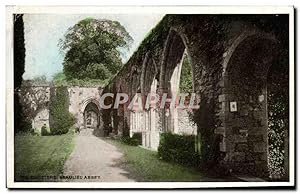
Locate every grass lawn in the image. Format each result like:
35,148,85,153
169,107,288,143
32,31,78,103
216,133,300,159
106,139,204,182
14,133,75,182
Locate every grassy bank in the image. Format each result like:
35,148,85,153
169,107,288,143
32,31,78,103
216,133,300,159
14,133,75,181
107,139,204,182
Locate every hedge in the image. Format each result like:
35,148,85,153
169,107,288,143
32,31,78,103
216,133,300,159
121,132,142,146
158,132,200,167
49,86,76,135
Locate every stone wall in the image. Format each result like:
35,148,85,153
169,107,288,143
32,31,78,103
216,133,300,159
102,14,289,177
20,85,104,135
19,84,51,133
32,108,49,133
68,86,103,130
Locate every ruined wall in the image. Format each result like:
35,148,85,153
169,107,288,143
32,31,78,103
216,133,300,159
218,33,279,176
32,108,49,133
19,84,51,133
102,14,288,177
68,87,103,129
20,85,104,135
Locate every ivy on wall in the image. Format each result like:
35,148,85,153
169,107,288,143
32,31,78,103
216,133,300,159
103,14,289,172
267,49,289,179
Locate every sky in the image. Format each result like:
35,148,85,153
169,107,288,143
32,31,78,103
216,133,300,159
23,14,164,80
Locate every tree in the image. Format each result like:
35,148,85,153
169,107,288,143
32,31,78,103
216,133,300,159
14,14,29,133
52,72,67,86
52,71,109,87
49,87,76,135
59,18,133,81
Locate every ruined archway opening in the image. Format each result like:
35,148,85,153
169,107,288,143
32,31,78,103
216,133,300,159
225,36,288,178
158,30,198,136
100,92,115,137
129,29,199,150
83,102,100,129
179,53,193,93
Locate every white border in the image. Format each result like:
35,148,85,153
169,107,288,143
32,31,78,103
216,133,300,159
6,5,295,189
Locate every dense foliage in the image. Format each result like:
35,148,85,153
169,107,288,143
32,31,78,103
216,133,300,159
52,72,108,87
121,132,142,146
49,87,76,135
267,50,289,179
14,14,28,134
179,54,193,93
41,125,50,136
14,14,25,89
158,132,200,167
59,18,133,81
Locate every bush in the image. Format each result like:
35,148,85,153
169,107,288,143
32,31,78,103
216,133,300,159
29,128,39,136
49,87,76,135
132,132,142,145
158,132,200,167
41,125,50,136
121,132,143,146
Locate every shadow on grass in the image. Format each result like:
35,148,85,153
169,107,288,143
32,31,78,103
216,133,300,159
104,138,241,182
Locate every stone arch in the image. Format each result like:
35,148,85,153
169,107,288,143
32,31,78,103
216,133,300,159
158,29,196,134
220,32,281,177
140,52,158,96
101,81,129,137
159,29,190,92
81,97,101,113
223,30,277,75
80,97,101,129
83,101,100,129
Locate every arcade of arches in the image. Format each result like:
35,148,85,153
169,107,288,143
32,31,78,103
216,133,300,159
25,14,290,179
100,15,290,179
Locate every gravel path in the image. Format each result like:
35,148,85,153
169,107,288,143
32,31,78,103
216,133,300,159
63,128,134,182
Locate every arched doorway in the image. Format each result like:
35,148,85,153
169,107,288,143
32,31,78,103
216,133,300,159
223,33,288,177
83,102,100,129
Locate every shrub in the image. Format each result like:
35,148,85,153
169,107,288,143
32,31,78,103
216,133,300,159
121,132,143,146
41,125,50,136
29,128,39,136
132,132,142,145
49,87,76,135
158,132,200,167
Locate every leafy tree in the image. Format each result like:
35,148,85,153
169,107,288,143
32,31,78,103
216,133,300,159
52,71,108,87
52,72,66,86
59,18,133,81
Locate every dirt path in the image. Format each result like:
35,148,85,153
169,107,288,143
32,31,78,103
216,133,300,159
63,128,134,182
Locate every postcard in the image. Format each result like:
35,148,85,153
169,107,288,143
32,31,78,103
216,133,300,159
6,5,295,189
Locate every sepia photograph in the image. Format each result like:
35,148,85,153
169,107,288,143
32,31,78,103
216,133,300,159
5,5,295,189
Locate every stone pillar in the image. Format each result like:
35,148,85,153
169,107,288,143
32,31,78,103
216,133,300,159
221,81,269,177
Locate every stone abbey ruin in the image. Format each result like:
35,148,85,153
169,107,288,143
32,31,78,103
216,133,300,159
21,14,289,178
